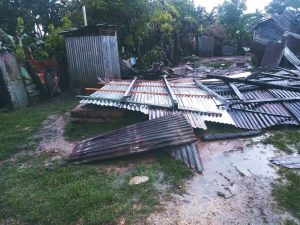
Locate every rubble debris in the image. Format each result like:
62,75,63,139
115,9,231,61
201,130,262,141
252,8,300,70
78,70,300,130
129,176,150,185
270,156,300,169
25,60,61,98
68,114,203,172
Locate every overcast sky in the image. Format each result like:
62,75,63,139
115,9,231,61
194,0,272,13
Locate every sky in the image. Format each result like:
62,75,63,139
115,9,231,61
194,0,272,13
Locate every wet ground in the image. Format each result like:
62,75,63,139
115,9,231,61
147,136,299,225
36,114,75,156
34,115,299,225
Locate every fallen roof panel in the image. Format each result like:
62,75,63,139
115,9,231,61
68,114,203,171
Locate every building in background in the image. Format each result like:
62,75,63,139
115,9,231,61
61,24,121,88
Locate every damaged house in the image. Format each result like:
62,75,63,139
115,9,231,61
251,7,300,69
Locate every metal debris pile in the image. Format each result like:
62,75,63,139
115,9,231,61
78,68,300,131
252,8,300,69
68,114,203,172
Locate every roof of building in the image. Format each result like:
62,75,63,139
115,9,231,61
60,24,117,37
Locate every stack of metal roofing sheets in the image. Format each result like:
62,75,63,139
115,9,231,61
206,74,300,130
68,114,203,172
79,79,235,129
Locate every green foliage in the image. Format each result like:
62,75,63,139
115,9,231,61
266,0,300,14
45,16,73,60
218,0,247,40
273,169,300,219
151,10,174,38
138,46,163,68
15,45,26,63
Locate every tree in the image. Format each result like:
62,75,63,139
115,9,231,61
266,0,300,14
218,0,247,41
0,0,66,36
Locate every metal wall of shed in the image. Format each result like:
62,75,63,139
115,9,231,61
0,52,28,108
198,35,215,57
65,36,120,88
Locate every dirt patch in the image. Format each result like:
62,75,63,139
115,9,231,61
146,136,299,225
36,114,75,156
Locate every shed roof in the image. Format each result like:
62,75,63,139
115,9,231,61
60,24,117,37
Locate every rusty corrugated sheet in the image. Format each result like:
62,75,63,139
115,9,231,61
0,52,28,108
68,114,203,172
65,35,120,88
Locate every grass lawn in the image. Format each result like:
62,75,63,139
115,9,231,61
272,169,300,221
0,96,78,160
0,97,193,225
264,127,300,154
65,112,148,140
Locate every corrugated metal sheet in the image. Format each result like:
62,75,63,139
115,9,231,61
148,108,207,129
168,143,203,172
65,36,120,88
272,8,300,34
0,52,28,108
261,42,284,69
270,156,300,169
228,89,298,130
80,79,235,128
283,47,300,70
68,114,203,172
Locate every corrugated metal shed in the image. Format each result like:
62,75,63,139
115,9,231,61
0,52,28,108
198,35,215,57
62,25,120,88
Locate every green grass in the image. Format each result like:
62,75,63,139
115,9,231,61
283,220,299,225
0,152,192,225
0,96,77,160
264,128,300,154
203,122,246,135
273,169,300,220
65,112,147,140
0,98,193,224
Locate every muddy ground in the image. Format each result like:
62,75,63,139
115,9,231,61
36,114,299,225
147,137,299,225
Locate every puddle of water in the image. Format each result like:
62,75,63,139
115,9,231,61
146,137,297,225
